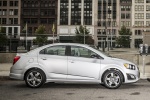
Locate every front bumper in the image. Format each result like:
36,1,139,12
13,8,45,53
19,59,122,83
124,69,140,83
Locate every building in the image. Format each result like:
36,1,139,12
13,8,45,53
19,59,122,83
20,0,58,46
119,0,132,48
57,0,122,49
0,0,21,51
95,0,119,48
132,0,150,48
57,0,95,43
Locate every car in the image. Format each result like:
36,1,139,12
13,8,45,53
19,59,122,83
10,43,140,89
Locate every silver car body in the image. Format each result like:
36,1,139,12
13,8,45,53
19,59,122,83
10,43,140,84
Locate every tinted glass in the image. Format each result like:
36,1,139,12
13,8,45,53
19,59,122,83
40,46,66,56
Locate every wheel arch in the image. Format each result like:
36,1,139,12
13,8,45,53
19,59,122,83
24,67,46,80
101,68,125,83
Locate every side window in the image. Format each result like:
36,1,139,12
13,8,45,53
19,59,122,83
40,45,66,56
71,46,98,58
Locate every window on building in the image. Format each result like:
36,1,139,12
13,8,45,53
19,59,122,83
9,18,13,24
40,18,47,24
135,21,144,26
121,13,125,19
146,0,150,3
3,1,7,6
14,18,18,24
135,30,142,35
48,18,55,24
14,1,18,6
2,9,7,15
0,9,2,15
9,9,13,15
146,5,150,11
14,27,18,34
146,13,150,19
135,13,144,19
84,0,92,25
8,27,12,34
146,21,150,26
0,1,2,6
126,13,130,19
135,0,144,3
14,9,18,15
126,6,131,11
31,18,38,24
2,18,6,24
10,1,13,6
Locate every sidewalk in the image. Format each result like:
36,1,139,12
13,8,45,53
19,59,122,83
0,63,150,79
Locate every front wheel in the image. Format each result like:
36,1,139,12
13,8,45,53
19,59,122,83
25,69,46,88
103,70,123,89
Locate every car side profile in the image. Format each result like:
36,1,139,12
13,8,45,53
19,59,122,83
10,43,140,89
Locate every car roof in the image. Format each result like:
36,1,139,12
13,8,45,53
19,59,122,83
51,43,89,46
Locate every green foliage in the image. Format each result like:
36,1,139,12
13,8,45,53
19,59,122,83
0,27,7,45
74,25,94,44
34,25,48,46
116,26,132,48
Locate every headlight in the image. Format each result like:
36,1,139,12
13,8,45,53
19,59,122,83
124,63,136,70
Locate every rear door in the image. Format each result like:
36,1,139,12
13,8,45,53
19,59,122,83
38,45,67,79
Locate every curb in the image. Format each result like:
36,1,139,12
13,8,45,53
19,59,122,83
0,76,10,80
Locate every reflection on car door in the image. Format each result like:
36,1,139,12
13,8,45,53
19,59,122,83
38,45,67,79
67,46,101,80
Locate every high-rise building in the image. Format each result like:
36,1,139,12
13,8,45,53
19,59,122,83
132,0,149,48
0,0,21,51
95,0,119,48
58,0,119,48
119,0,132,48
58,0,95,43
20,0,58,45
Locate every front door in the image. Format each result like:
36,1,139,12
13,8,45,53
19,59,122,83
67,46,101,80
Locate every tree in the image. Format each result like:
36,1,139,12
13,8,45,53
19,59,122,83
34,25,48,46
116,26,132,48
0,27,7,46
74,25,94,45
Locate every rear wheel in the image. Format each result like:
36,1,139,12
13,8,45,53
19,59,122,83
103,70,123,89
25,69,46,88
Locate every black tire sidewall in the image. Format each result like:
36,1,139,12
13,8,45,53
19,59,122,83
103,70,123,89
25,69,46,88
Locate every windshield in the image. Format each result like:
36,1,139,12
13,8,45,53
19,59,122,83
89,45,111,57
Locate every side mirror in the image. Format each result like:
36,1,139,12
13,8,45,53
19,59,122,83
91,54,101,59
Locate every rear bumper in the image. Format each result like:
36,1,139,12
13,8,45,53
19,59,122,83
9,67,24,80
9,73,23,80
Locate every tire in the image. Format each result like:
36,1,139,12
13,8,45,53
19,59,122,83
103,70,123,89
25,69,46,88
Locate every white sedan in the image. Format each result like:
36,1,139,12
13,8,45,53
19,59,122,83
10,43,140,89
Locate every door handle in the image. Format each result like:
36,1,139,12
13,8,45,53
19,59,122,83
41,58,47,60
69,60,74,63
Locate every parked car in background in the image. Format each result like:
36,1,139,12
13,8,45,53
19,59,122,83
10,43,140,89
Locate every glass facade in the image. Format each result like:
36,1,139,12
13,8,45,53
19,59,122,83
71,0,81,25
60,0,68,25
84,0,92,25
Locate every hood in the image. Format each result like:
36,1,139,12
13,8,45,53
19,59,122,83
111,57,135,65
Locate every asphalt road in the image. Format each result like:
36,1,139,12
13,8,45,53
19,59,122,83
0,79,150,100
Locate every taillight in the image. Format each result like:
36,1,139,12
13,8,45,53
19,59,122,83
13,56,20,65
